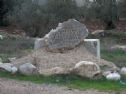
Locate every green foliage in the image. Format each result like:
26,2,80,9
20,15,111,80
47,0,77,21
5,0,123,36
0,0,20,26
7,0,78,37
118,0,126,18
0,33,34,62
92,0,118,29
91,29,126,68
101,49,126,68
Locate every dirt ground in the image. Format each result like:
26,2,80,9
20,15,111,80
0,78,119,94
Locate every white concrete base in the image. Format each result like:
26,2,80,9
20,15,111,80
84,39,100,60
34,38,45,50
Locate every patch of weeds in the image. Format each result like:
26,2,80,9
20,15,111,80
101,49,126,67
0,54,13,63
0,36,34,62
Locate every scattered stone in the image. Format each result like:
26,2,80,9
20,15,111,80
120,67,126,76
110,45,126,52
0,63,12,72
0,63,17,74
91,30,105,36
106,72,121,81
73,61,101,78
11,67,18,74
19,63,38,76
44,19,89,52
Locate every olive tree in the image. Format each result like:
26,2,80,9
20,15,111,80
92,0,118,29
118,0,126,18
0,0,15,26
7,0,78,37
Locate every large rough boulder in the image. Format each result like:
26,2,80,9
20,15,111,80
19,63,38,76
72,61,101,78
34,19,89,52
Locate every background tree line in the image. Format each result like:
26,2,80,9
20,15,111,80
0,0,126,37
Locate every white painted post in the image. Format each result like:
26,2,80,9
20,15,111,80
84,39,100,60
34,38,45,50
97,39,100,59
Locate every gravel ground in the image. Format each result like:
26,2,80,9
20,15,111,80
0,78,116,94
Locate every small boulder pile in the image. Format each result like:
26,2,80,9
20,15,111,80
1,57,126,81
1,19,125,81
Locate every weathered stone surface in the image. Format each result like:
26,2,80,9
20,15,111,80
0,63,17,74
39,67,69,76
72,61,101,78
120,67,126,76
106,72,121,81
44,19,89,52
50,67,67,75
19,63,38,76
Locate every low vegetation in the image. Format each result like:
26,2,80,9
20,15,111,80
100,30,126,67
101,50,126,67
0,32,34,62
